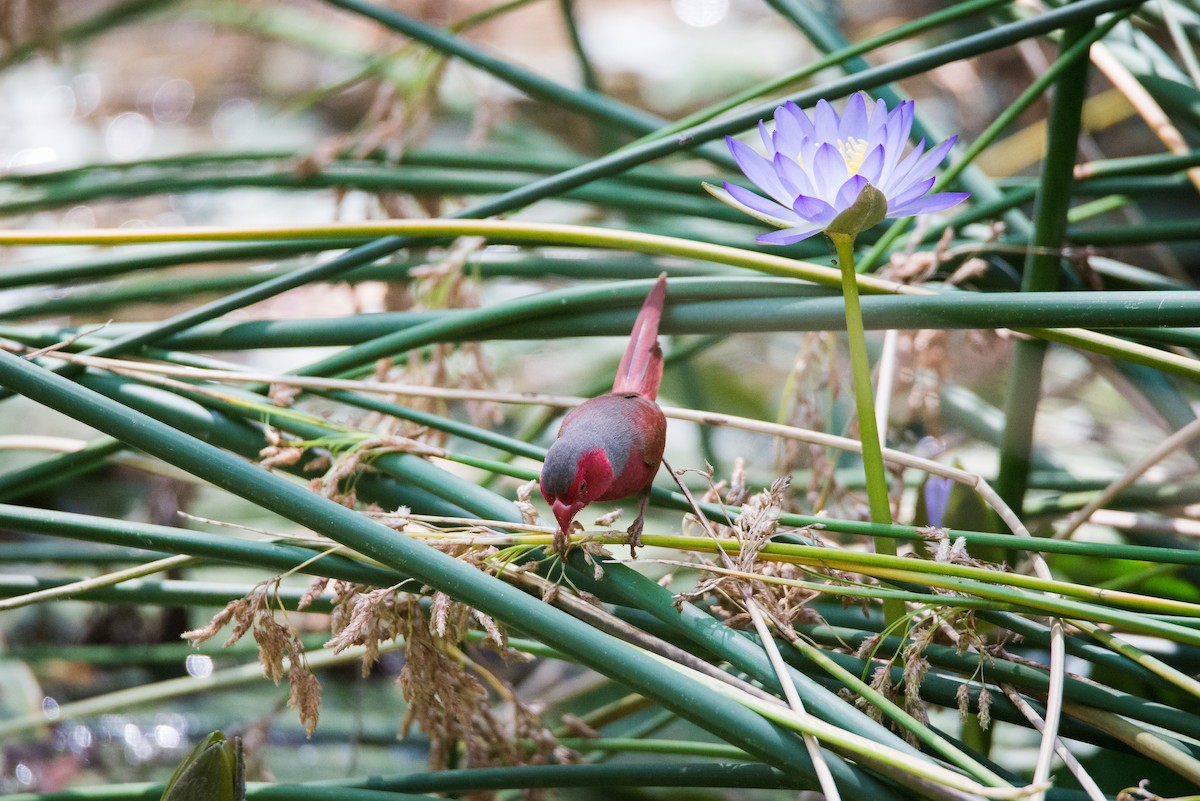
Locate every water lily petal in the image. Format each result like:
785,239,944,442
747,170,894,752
865,97,889,144
908,135,958,184
792,193,837,223
813,99,839,142
727,136,793,206
878,110,911,186
835,174,869,209
757,224,826,245
774,152,816,198
887,100,915,143
774,101,814,150
858,145,885,186
887,175,936,210
812,142,848,200
796,137,819,171
721,182,800,227
889,191,970,217
758,120,775,155
839,92,868,140
882,137,927,194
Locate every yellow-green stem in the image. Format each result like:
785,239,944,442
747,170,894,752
831,233,902,625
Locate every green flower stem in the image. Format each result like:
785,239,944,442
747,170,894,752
742,541,1200,618
0,239,370,291
331,761,790,792
861,568,1200,646
0,222,899,288
0,247,699,296
1063,702,1200,786
7,786,436,801
1076,149,1200,180
0,149,706,197
831,234,901,624
997,21,1094,514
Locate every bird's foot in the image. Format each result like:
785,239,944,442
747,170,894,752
625,516,644,557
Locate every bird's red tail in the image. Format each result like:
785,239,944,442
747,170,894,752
612,273,668,400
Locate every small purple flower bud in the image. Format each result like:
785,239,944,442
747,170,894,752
924,476,954,530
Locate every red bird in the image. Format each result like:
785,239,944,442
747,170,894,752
540,273,668,554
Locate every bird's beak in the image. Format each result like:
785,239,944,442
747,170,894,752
551,500,582,536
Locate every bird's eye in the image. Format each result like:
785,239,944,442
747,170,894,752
579,480,587,494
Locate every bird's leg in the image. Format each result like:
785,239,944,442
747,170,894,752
625,489,651,556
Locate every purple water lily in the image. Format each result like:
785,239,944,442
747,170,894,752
716,93,969,244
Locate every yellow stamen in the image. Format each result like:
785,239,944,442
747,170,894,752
836,137,869,175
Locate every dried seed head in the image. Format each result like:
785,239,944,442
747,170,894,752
253,613,293,684
268,383,301,407
581,541,609,580
726,457,748,506
735,477,790,570
298,577,331,611
181,598,246,647
956,683,972,723
977,686,992,730
592,509,622,528
289,663,322,738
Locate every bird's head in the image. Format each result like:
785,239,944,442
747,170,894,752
539,445,614,535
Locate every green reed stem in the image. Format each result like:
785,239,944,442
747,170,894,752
996,22,1092,514
831,234,901,624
